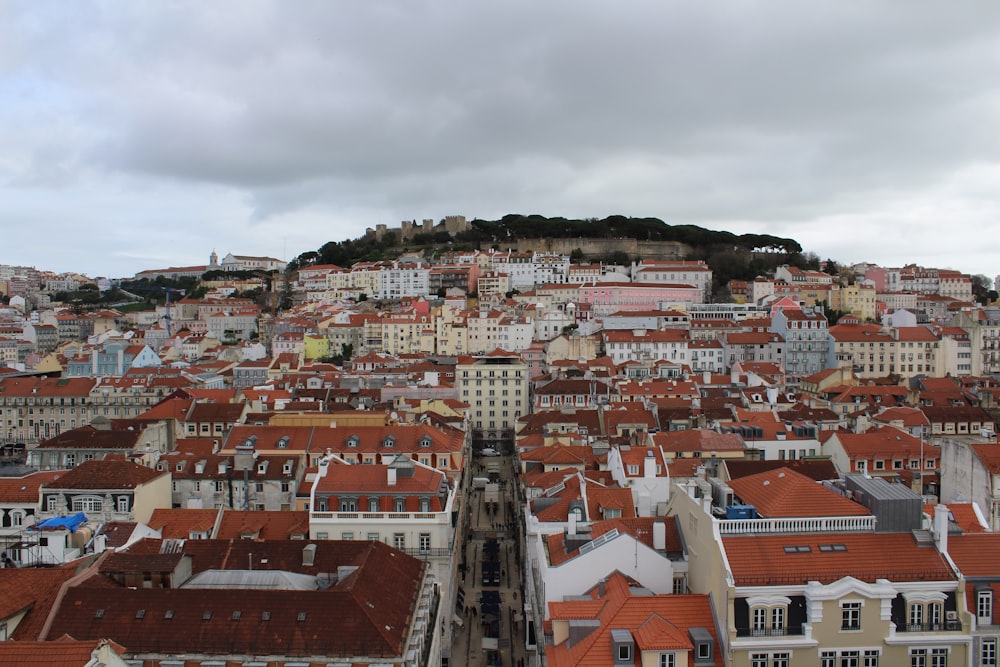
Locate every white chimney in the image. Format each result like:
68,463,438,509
644,452,656,478
387,467,397,487
652,520,666,551
934,504,949,554
568,512,577,536
302,543,317,566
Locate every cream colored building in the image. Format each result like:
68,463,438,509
456,351,529,443
668,481,972,667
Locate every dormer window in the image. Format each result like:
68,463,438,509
611,629,634,665
418,436,432,448
383,435,396,448
346,435,359,448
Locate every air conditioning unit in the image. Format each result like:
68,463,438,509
946,610,958,621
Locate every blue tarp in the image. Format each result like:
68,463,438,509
30,512,88,531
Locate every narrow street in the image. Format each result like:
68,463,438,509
449,446,526,667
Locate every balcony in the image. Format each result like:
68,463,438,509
898,621,961,633
717,515,877,535
736,626,805,638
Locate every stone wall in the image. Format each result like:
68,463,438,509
516,237,691,260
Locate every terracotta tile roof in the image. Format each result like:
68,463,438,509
546,516,683,567
829,426,928,459
970,444,1000,474
728,467,871,518
46,459,166,490
96,521,139,549
0,636,124,666
928,502,988,534
546,572,721,667
147,508,220,538
585,486,636,521
214,510,310,540
0,471,64,503
946,533,1000,576
185,402,245,423
722,532,956,586
45,540,424,658
723,458,839,482
0,376,97,397
36,426,142,450
652,429,746,454
0,566,79,640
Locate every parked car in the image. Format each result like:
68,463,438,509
480,447,499,456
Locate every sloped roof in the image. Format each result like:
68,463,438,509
36,426,141,451
722,532,955,586
214,510,310,540
0,471,64,503
727,467,870,518
0,636,123,666
45,540,424,658
546,572,721,667
147,508,220,539
45,459,166,490
0,566,80,640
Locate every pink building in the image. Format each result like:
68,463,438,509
577,282,702,316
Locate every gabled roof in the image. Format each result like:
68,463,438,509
727,467,870,518
546,572,721,667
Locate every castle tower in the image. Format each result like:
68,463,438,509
209,250,219,269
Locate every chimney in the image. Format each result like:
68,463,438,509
302,543,317,567
387,467,397,487
568,512,577,536
653,520,666,551
933,505,949,555
644,451,656,478
702,370,710,385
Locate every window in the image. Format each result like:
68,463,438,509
618,644,631,661
658,653,675,667
340,499,357,512
771,607,785,634
751,656,768,667
772,654,790,667
982,638,997,666
419,533,431,552
340,532,353,540
978,590,993,622
909,602,924,629
842,601,862,630
863,650,880,667
116,496,129,513
393,533,405,550
72,496,103,512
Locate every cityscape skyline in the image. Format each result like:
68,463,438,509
3,1,999,278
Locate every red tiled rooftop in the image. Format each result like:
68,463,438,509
722,532,955,586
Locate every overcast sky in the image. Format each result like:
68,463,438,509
3,1,1000,279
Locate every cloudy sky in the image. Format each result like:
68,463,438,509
3,1,1000,279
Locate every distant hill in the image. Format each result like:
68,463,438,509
289,214,815,299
